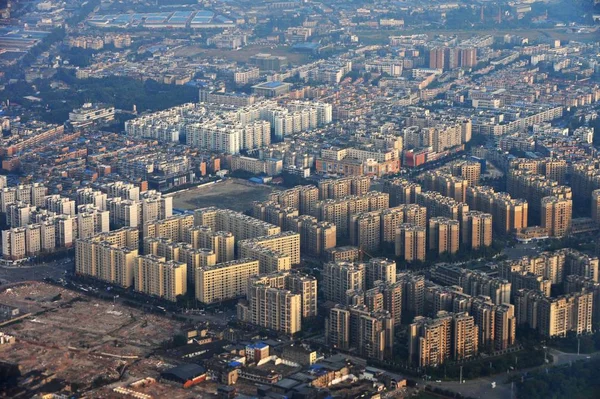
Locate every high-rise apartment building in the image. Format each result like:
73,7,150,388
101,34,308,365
515,289,593,337
368,281,403,326
108,197,139,228
252,201,298,229
315,192,389,237
77,206,110,239
377,207,404,248
495,303,517,351
102,181,140,201
194,207,280,241
75,228,140,287
286,215,336,257
185,226,234,263
79,240,138,288
507,169,572,224
410,311,478,367
140,190,173,225
144,237,217,284
541,196,572,237
430,265,511,305
134,255,187,302
383,178,422,206
459,47,477,68
318,177,371,200
416,191,470,222
422,171,469,203
326,305,351,350
450,160,481,187
592,189,600,225
350,211,381,253
284,271,318,318
76,188,108,210
2,227,26,260
564,275,600,326
268,185,320,215
326,305,393,360
398,272,425,318
245,282,302,335
462,211,493,249
452,312,479,362
429,47,446,70
409,312,452,367
326,246,360,263
395,223,426,261
195,259,260,304
428,217,460,255
143,214,195,242
238,231,300,266
322,261,366,304
365,258,397,289
466,187,528,234
44,195,76,216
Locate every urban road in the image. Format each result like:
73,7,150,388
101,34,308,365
0,258,74,285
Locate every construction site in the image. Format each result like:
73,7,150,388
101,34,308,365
0,282,220,398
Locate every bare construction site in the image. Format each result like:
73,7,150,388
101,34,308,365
0,282,220,398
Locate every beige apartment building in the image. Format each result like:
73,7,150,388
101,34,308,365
194,207,280,241
237,272,307,335
462,211,493,249
76,240,138,288
452,312,479,362
285,272,318,318
541,196,572,237
409,313,452,367
365,258,397,289
195,258,260,304
322,261,366,304
75,227,140,286
349,211,381,253
238,231,301,265
144,237,217,284
428,217,460,255
243,283,302,335
325,305,393,361
286,215,336,257
268,185,320,215
383,178,422,206
515,289,593,337
409,311,478,367
134,255,187,302
470,296,516,351
326,246,360,263
77,207,110,239
395,223,426,261
450,160,481,187
422,171,469,203
507,169,572,223
185,226,235,263
416,191,470,222
318,176,371,200
143,214,195,242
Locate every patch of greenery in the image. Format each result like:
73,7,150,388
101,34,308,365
3,71,198,124
517,357,600,399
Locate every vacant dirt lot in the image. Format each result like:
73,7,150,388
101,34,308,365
172,178,276,212
0,282,183,395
